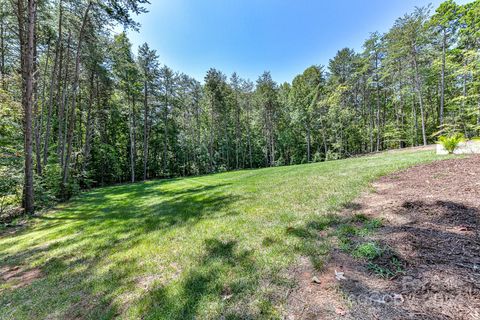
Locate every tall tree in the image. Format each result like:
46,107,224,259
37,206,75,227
430,0,460,126
15,0,38,214
61,1,92,198
138,43,159,180
111,33,140,183
256,72,278,166
290,65,324,162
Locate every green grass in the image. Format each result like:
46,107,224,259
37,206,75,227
0,149,445,319
352,242,383,260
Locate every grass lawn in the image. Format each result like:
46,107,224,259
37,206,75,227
0,149,445,319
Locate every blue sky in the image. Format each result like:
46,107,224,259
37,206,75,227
126,0,470,84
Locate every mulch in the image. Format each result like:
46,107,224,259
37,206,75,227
287,155,480,320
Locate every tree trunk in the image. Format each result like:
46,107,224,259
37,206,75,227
235,93,240,169
17,0,37,214
163,90,169,176
82,72,95,172
439,29,446,127
412,52,427,146
35,37,52,174
132,94,137,178
412,100,418,146
0,6,6,90
62,2,92,197
58,33,72,165
33,33,43,176
398,60,405,148
43,0,62,166
306,125,311,162
246,100,252,168
462,68,468,138
477,96,480,135
143,80,148,180
375,93,381,151
319,111,328,157
209,108,214,172
129,96,136,183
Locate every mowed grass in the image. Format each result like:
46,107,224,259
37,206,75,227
0,149,444,319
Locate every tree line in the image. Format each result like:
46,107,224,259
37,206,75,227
1,0,479,215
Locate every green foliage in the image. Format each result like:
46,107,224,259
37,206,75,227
366,257,405,278
352,242,383,260
325,150,340,161
4,0,480,217
365,218,383,230
338,224,359,237
337,215,384,253
0,168,20,216
0,88,22,216
438,133,466,153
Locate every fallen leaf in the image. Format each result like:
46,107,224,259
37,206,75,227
311,276,321,284
335,270,347,280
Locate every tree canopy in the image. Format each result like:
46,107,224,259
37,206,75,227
1,0,479,215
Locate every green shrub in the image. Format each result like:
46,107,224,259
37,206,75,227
325,150,340,161
0,168,21,216
438,133,465,154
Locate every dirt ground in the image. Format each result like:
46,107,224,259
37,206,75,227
287,155,480,320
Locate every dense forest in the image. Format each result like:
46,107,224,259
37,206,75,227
1,0,479,215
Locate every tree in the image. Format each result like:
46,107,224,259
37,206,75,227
289,65,324,162
158,65,177,176
15,0,38,214
137,43,159,180
430,0,460,126
111,33,141,183
395,8,431,146
256,72,278,166
61,1,92,198
2,0,480,217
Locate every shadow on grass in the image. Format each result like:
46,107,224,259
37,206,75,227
284,214,339,270
0,180,243,319
137,237,281,320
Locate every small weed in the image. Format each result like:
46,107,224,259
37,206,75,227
367,262,395,278
352,213,369,222
352,242,383,260
367,256,405,278
310,256,326,271
338,224,358,237
357,218,383,236
337,223,358,252
365,218,382,230
391,257,405,274
338,236,353,252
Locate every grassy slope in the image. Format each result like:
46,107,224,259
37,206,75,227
0,149,445,319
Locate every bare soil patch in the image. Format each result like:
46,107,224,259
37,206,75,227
0,265,42,290
287,156,480,320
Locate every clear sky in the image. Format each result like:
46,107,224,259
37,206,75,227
126,0,471,84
